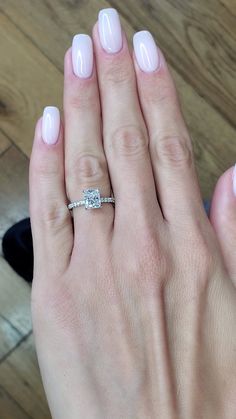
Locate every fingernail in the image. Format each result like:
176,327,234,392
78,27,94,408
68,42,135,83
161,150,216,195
42,107,60,145
72,34,93,78
233,164,236,196
133,30,160,73
98,8,122,54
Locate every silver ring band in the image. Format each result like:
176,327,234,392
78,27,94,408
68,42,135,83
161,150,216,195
68,197,115,210
68,188,115,210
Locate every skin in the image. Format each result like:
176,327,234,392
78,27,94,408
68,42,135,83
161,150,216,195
29,21,236,419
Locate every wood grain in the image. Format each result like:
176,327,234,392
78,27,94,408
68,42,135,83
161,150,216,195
0,257,31,335
110,0,236,128
0,130,10,155
0,334,51,418
0,386,31,419
0,12,62,157
0,315,22,359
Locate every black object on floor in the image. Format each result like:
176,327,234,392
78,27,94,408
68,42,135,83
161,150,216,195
2,218,33,283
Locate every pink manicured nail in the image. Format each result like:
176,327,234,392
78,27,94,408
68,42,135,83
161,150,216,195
72,34,93,78
233,164,236,196
98,8,122,53
133,31,160,73
42,107,60,145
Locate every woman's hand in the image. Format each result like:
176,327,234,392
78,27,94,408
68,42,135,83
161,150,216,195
29,9,236,419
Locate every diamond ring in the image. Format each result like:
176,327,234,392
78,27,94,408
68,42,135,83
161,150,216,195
68,188,115,210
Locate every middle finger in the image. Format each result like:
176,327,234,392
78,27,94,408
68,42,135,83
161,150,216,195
93,9,163,230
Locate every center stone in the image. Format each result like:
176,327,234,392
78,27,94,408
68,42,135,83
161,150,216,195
83,189,101,209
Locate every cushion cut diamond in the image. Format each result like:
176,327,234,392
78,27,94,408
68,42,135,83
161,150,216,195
83,189,101,209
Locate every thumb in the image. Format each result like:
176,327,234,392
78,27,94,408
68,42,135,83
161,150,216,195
210,166,236,283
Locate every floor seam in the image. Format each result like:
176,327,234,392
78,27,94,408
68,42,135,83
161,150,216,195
0,330,32,365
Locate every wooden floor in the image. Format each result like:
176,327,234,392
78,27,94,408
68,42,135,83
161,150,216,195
0,0,235,417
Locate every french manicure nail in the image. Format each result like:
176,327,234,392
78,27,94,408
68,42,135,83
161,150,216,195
133,30,160,73
42,106,60,145
233,164,236,196
72,34,93,78
98,8,122,54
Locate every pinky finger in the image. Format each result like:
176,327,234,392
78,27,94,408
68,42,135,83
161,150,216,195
29,107,73,280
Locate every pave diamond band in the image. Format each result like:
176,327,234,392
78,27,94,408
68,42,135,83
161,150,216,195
68,197,115,210
68,188,115,210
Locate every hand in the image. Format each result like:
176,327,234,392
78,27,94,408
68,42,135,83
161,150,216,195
29,8,236,419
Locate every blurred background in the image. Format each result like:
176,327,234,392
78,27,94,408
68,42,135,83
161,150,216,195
0,0,235,417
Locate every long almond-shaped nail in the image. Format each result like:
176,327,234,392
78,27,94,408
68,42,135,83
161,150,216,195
233,164,236,196
98,8,122,54
72,34,93,78
42,106,60,145
133,30,160,73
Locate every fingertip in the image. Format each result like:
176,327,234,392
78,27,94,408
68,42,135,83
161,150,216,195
132,34,167,80
64,47,77,86
233,164,236,197
64,47,72,71
210,166,236,279
92,21,98,38
32,117,43,154
91,21,101,55
210,167,235,224
92,16,129,61
32,109,63,162
34,116,42,139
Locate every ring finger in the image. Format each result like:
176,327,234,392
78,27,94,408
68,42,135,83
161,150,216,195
64,35,113,243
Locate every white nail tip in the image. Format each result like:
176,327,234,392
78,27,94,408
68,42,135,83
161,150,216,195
133,30,159,73
98,8,122,54
42,106,60,145
72,34,93,78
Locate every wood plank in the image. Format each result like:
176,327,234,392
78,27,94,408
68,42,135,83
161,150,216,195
0,0,110,71
0,386,31,419
173,68,236,198
0,334,51,418
0,257,31,335
1,0,236,125
109,0,236,128
0,315,22,359
0,146,29,248
0,130,10,156
0,12,62,157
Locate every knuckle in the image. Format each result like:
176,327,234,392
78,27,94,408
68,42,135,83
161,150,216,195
66,87,99,113
32,200,69,230
153,133,192,167
132,227,169,288
67,153,108,185
180,227,215,284
104,59,133,86
143,237,167,278
31,157,59,179
68,95,98,113
144,80,178,106
109,125,148,159
192,237,214,277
